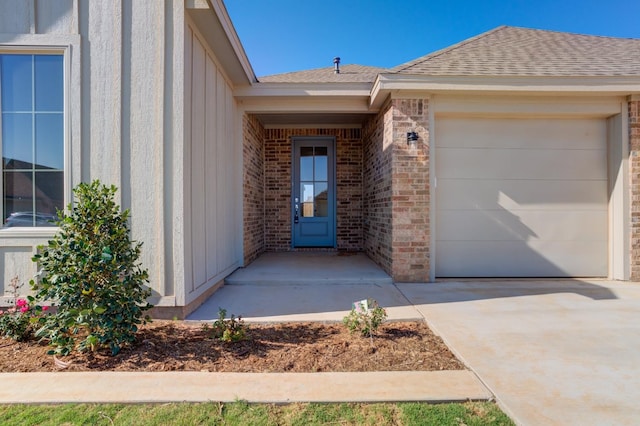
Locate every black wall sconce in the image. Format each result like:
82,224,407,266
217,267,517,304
407,131,419,145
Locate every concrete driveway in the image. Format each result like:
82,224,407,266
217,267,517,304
398,280,640,426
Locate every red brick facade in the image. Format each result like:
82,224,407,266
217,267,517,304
243,121,363,260
390,99,430,282
362,98,431,282
630,96,640,280
242,114,265,264
362,102,393,274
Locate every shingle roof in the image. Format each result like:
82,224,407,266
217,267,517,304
391,26,640,77
258,64,387,83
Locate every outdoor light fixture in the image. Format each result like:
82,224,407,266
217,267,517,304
407,131,419,145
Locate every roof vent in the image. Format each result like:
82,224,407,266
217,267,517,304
333,57,340,74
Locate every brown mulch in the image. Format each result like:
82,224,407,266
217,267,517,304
0,320,465,373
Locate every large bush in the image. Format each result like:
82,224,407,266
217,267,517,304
31,180,153,355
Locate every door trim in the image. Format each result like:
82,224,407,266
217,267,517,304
291,136,337,248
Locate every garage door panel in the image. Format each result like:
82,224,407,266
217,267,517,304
435,116,608,278
436,147,606,180
437,210,608,242
437,117,606,150
436,241,607,277
436,179,608,211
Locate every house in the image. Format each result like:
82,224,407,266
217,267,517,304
1,0,639,318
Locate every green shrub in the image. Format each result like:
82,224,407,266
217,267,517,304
30,180,153,355
342,299,387,338
205,308,247,342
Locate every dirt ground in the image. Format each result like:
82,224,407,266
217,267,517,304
0,320,465,373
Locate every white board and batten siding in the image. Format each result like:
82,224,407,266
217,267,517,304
0,0,81,305
435,116,609,278
184,23,241,305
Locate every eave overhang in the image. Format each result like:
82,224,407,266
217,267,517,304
235,82,375,126
370,74,640,109
186,0,257,86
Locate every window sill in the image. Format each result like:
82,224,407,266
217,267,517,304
0,227,58,239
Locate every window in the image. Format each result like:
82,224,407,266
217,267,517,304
0,53,64,228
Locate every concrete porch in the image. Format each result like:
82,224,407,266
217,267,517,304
225,252,393,286
187,251,419,322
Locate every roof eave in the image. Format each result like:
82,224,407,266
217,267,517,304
186,0,257,86
370,74,640,108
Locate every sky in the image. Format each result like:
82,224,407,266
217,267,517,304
225,0,640,78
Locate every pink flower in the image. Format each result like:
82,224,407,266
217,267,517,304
16,299,27,307
42,306,49,312
20,306,29,313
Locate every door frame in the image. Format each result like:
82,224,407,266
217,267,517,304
291,136,337,248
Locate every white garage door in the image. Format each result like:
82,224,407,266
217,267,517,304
435,117,608,277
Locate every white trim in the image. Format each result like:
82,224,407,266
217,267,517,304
432,94,623,117
0,38,80,239
208,0,257,83
239,97,371,114
263,123,362,129
428,99,436,283
235,83,372,98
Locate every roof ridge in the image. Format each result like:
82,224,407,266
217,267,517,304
258,63,386,79
389,25,509,74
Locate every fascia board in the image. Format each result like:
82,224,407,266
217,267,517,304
234,83,372,98
238,96,372,113
209,0,257,83
188,0,257,85
370,74,640,106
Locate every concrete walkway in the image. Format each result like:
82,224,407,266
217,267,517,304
399,280,640,426
4,272,639,426
0,371,489,404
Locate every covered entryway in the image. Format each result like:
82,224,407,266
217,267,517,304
292,137,336,247
435,116,608,277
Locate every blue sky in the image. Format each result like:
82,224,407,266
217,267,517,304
225,0,640,77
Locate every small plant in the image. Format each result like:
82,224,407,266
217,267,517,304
30,180,153,356
206,308,247,342
343,298,387,339
0,276,49,341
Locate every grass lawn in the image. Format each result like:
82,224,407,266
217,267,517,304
0,401,513,425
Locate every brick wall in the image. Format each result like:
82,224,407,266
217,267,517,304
362,98,430,282
390,98,430,282
630,96,640,280
242,114,265,264
362,102,393,274
263,128,363,251
264,129,292,251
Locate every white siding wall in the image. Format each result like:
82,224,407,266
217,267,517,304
183,23,240,306
0,1,188,307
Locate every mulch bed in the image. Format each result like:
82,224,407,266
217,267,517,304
0,320,465,373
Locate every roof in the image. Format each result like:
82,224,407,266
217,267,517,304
392,26,640,77
258,64,388,83
257,26,640,84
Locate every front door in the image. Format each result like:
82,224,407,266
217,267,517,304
292,137,336,247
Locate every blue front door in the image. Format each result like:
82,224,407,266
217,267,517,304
292,137,336,247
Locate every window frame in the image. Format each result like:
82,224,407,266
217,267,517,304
0,36,78,237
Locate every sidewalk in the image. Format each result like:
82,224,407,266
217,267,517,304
0,280,493,406
0,371,490,404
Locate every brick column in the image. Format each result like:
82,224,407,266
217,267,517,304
390,98,430,282
629,96,640,280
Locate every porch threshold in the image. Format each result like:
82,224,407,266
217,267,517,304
225,252,393,286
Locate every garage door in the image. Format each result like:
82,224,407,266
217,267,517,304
435,117,608,277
